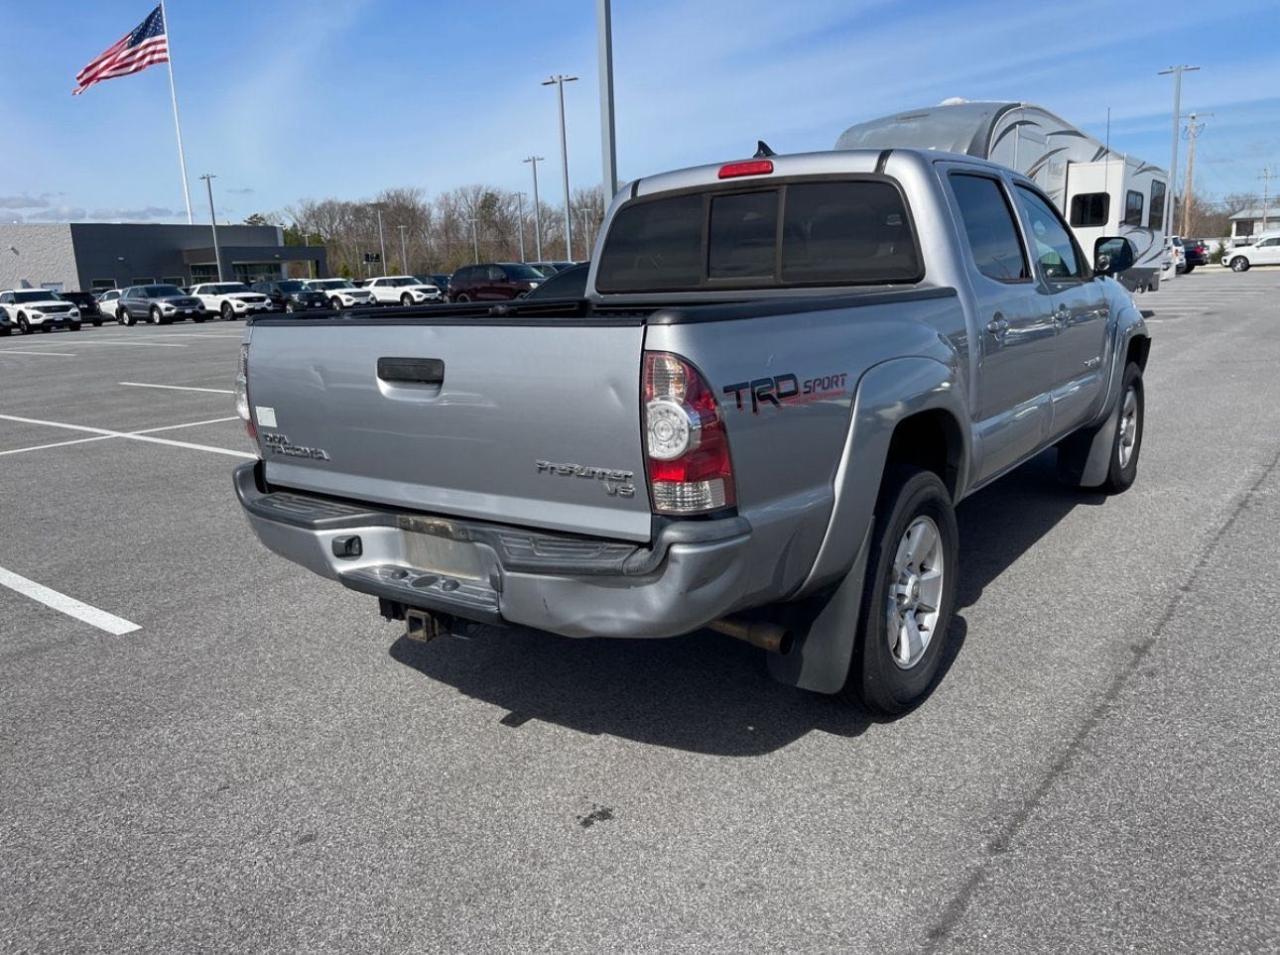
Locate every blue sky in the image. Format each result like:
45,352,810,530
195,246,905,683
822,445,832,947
0,0,1276,223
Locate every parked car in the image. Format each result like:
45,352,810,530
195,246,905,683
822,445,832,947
524,262,589,300
304,278,376,310
250,279,329,314
447,262,544,301
365,275,444,306
1183,239,1209,271
235,147,1150,715
96,289,123,322
57,291,103,326
417,274,453,297
1167,235,1187,273
116,284,205,325
190,282,272,321
0,288,82,334
1224,233,1280,272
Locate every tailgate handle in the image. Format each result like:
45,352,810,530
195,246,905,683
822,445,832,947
378,357,444,385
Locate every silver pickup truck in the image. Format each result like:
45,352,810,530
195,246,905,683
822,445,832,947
234,147,1149,713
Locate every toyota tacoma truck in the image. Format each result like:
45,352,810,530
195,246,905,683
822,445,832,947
234,147,1150,713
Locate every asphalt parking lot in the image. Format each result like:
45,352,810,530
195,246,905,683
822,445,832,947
2,268,1278,954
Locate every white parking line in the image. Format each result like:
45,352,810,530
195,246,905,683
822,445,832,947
69,341,187,348
0,416,241,458
0,565,140,636
119,381,234,395
0,413,254,459
0,349,78,357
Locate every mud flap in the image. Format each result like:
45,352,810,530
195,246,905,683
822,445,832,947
1058,394,1120,488
766,525,872,694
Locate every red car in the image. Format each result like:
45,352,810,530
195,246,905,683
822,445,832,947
447,263,546,302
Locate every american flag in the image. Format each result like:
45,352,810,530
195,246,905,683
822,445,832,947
73,5,169,96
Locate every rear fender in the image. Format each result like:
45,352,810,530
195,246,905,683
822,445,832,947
769,356,969,693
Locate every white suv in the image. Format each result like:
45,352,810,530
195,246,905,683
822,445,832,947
190,282,272,320
304,278,376,310
1225,233,1280,272
0,288,82,334
365,275,443,306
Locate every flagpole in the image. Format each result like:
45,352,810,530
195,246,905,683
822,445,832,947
160,0,193,224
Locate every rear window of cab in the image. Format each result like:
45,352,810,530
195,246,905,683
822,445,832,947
595,179,922,293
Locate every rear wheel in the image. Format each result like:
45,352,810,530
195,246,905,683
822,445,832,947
118,309,132,326
18,314,30,334
1100,363,1144,493
1230,256,1250,272
150,306,162,325
841,467,959,715
221,302,233,321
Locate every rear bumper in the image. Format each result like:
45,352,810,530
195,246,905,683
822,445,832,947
234,461,754,638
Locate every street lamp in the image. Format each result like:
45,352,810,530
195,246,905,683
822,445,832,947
198,173,225,282
398,224,409,274
468,217,480,263
523,156,545,261
516,193,527,262
373,204,387,277
596,0,618,197
541,74,578,260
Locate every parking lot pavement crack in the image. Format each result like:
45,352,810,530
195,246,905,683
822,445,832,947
920,442,1280,953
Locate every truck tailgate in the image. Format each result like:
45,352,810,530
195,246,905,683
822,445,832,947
246,319,652,542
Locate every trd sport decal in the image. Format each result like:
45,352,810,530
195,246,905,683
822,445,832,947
723,373,849,414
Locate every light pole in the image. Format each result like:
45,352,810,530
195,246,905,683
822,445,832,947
374,205,387,276
398,224,409,274
516,193,527,262
578,208,595,259
596,0,618,197
468,217,479,263
523,156,545,261
1158,65,1199,239
199,173,225,282
541,74,578,260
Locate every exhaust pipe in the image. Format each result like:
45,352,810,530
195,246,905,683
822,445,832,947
708,615,794,654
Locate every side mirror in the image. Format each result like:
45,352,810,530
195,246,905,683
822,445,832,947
1095,237,1135,276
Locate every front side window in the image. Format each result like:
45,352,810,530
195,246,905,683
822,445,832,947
950,174,1029,282
1124,190,1144,227
1069,193,1110,227
1015,185,1084,281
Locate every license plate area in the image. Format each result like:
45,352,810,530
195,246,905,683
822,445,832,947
399,522,488,581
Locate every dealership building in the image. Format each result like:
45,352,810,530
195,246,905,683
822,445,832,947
0,222,327,293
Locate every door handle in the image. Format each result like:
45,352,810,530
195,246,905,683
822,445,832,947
378,357,444,385
1053,305,1070,328
986,315,1009,337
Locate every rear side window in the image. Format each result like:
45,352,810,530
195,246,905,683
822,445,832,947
595,180,920,292
1124,190,1144,226
1069,192,1110,227
950,174,1029,282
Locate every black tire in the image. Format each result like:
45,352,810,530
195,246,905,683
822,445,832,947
1183,263,1195,275
18,314,30,335
330,297,343,311
457,293,471,303
92,319,102,327
401,293,413,307
1230,256,1250,272
221,302,234,321
1100,362,1144,494
0,327,9,336
193,313,206,323
118,309,132,326
150,306,162,325
842,466,959,715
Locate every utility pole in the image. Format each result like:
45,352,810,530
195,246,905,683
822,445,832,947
1261,166,1274,234
1158,65,1199,238
374,205,387,277
596,0,618,198
542,74,579,260
516,193,527,262
523,156,545,261
468,217,479,263
198,174,224,282
1180,112,1211,236
397,224,409,275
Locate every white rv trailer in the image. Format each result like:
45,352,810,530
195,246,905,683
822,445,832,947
835,101,1167,292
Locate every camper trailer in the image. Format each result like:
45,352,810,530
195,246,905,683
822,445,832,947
836,101,1167,292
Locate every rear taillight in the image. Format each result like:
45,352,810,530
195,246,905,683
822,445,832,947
234,343,256,441
718,159,773,179
643,351,735,515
